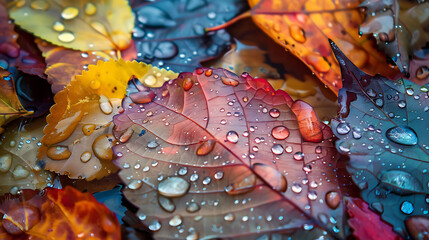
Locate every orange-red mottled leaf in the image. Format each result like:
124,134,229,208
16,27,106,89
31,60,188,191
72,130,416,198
37,59,177,180
0,186,120,240
113,67,345,238
248,0,399,94
347,198,402,240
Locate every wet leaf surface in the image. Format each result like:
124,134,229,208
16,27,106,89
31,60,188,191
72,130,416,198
0,118,53,195
113,67,345,238
132,0,248,72
0,186,120,239
248,0,399,94
37,59,177,180
330,40,429,237
346,197,402,240
7,0,135,51
360,0,429,74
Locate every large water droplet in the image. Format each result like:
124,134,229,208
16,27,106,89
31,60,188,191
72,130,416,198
0,154,12,172
58,31,75,43
61,7,79,19
253,163,287,192
80,151,92,163
326,191,340,209
308,190,317,200
196,140,216,156
148,220,161,231
158,196,175,213
225,174,256,195
226,131,239,143
291,183,302,193
12,165,30,180
380,170,423,194
99,95,113,114
271,144,284,155
293,152,304,161
169,215,182,227
92,134,117,161
158,177,190,197
386,126,418,146
221,77,239,86
128,179,143,190
290,25,306,43
336,122,351,135
269,108,280,118
183,77,194,91
47,145,71,160
129,91,155,104
271,126,290,140
400,201,414,214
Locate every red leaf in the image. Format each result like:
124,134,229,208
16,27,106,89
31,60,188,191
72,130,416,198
347,197,402,240
113,67,345,238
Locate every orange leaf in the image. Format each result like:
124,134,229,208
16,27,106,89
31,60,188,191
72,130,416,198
248,0,399,94
0,186,120,240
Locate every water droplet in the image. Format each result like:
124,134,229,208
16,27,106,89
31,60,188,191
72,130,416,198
366,88,377,98
58,31,75,42
352,130,362,139
214,171,223,180
226,131,239,143
80,151,92,163
0,154,12,172
400,201,414,215
130,91,155,104
326,191,340,209
205,69,213,77
186,202,200,213
147,140,159,149
128,179,143,190
92,134,117,161
158,177,190,197
30,0,50,10
186,232,199,240
308,190,317,200
202,177,211,185
84,2,96,15
242,96,248,102
291,183,302,193
271,126,289,140
178,167,187,176
380,170,423,194
221,76,239,86
224,213,235,222
99,95,113,114
386,126,418,146
290,24,306,43
225,174,256,195
169,215,182,227
47,145,71,160
406,88,414,96
51,21,65,33
306,54,330,73
371,202,384,213
416,66,429,80
293,152,304,161
253,163,287,192
148,220,161,231
398,100,406,108
196,140,216,156
158,196,175,213
82,124,96,136
61,6,79,19
190,173,198,182
12,165,30,180
336,122,351,135
183,77,194,91
271,144,284,155
315,146,322,154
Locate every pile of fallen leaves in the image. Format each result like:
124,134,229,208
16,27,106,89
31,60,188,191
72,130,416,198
0,0,427,239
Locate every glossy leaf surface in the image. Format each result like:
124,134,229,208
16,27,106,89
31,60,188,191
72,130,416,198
8,0,134,51
132,0,248,72
38,59,177,180
113,67,345,238
360,0,429,73
248,0,399,94
330,40,429,237
0,118,53,195
0,186,120,239
346,197,402,240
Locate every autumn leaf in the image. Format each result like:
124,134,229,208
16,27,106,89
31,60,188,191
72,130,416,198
360,0,429,73
113,67,346,238
0,3,19,65
131,0,248,72
7,0,134,51
35,39,117,93
0,68,31,133
0,118,53,195
330,40,429,237
0,186,120,239
405,52,429,86
346,197,402,240
247,0,399,94
37,59,177,180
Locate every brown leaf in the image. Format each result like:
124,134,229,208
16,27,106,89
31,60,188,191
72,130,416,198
113,67,346,238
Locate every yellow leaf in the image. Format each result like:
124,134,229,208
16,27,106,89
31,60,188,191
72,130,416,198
8,0,134,51
0,68,30,133
37,59,178,180
0,118,53,195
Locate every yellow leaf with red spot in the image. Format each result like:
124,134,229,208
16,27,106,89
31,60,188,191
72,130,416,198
37,59,178,180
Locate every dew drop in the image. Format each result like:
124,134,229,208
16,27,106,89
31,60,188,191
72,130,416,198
129,91,155,104
47,145,71,160
225,174,256,195
196,140,216,156
30,0,50,10
147,140,159,149
58,31,75,43
82,124,96,136
186,202,200,213
271,126,289,140
326,191,340,209
293,152,304,161
291,183,302,193
80,151,92,163
315,146,322,154
84,2,96,15
128,179,143,190
224,213,235,222
52,21,65,32
290,24,306,43
398,100,406,108
269,108,280,118
214,171,224,180
0,154,12,172
386,126,418,146
158,177,190,197
92,134,117,161
190,173,199,182
380,170,423,194
271,144,284,155
202,176,211,185
158,196,175,213
99,95,113,114
253,163,287,192
220,76,239,86
12,165,30,180
183,77,194,91
148,220,161,231
226,131,239,143
400,201,414,215
336,122,351,135
406,88,414,96
308,190,317,200
178,167,188,176
169,215,182,227
61,6,79,19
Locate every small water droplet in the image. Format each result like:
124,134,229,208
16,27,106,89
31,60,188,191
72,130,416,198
52,21,65,32
58,31,75,43
292,183,302,193
380,170,423,194
80,151,92,163
326,191,340,209
183,77,194,91
271,144,284,155
406,88,414,96
221,76,239,86
336,122,351,135
293,152,304,161
190,173,199,182
226,131,239,143
398,100,406,108
147,140,159,149
169,215,182,226
253,163,287,192
315,146,322,154
271,126,289,140
158,196,175,213
84,2,96,15
128,179,143,190
386,126,418,146
202,176,211,185
99,95,113,114
47,145,71,160
61,6,79,20
269,108,280,118
224,213,235,222
148,220,161,231
290,24,306,43
186,202,200,213
400,201,414,215
214,171,224,180
158,177,190,197
308,190,317,200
